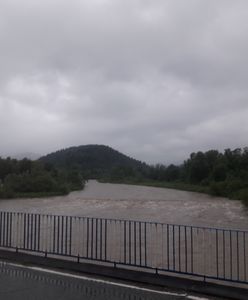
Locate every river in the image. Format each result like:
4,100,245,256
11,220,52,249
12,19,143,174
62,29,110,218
0,180,247,229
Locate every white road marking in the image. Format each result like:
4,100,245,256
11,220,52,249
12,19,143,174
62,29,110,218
187,297,211,300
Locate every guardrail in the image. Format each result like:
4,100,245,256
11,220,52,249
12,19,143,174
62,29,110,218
0,211,247,284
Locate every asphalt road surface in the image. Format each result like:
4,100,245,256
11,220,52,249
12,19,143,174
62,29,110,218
0,260,222,300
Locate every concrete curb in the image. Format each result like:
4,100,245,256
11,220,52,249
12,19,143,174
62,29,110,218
0,250,247,300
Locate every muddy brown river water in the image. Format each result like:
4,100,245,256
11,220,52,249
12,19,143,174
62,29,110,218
0,180,247,230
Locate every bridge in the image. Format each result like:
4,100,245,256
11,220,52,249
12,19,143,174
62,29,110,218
0,210,247,299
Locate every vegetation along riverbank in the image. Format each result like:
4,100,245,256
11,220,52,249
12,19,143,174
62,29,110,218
0,157,84,198
1,145,248,204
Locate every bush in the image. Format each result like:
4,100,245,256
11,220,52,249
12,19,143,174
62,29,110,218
232,188,248,202
209,181,228,197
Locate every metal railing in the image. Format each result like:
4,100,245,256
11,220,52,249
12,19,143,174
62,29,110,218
0,211,247,284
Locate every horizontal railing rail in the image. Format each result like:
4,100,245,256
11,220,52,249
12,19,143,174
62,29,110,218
0,210,247,284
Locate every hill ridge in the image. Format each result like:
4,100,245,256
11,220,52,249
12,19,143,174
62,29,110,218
40,144,147,178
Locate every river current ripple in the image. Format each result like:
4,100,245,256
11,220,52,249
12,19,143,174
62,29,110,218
0,180,247,230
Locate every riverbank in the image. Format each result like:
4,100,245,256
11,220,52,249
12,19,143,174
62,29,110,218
99,178,248,206
0,185,85,199
99,178,209,193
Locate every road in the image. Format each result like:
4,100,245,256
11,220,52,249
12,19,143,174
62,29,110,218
0,260,221,300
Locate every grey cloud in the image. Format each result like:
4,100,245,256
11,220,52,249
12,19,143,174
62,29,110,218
0,0,248,163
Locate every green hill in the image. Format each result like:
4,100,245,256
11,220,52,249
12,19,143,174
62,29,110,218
40,145,148,179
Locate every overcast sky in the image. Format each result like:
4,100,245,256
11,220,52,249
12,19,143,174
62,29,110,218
0,0,248,164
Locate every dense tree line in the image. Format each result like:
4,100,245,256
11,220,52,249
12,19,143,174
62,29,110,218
147,148,248,202
0,157,84,198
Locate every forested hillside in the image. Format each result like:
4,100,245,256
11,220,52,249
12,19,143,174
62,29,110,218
40,144,148,179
